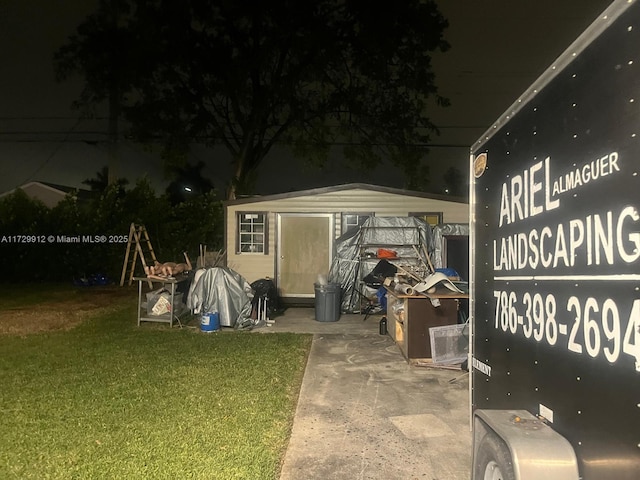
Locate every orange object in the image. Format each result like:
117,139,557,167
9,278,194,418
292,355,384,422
377,248,397,259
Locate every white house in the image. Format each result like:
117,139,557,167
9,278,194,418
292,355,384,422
0,181,90,208
223,183,469,300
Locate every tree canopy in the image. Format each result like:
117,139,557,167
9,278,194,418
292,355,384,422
82,166,130,192
165,161,214,205
55,0,450,199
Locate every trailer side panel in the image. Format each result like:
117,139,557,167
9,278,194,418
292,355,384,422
471,2,640,478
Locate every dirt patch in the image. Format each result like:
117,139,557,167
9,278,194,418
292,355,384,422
0,286,137,336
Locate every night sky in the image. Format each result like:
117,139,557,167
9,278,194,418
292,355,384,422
0,0,613,196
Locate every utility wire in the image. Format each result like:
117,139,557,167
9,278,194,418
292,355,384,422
14,117,83,188
3,137,470,148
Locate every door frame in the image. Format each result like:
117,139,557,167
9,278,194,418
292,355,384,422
276,213,334,298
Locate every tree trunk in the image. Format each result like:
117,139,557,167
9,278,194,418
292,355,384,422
107,89,119,186
227,154,246,200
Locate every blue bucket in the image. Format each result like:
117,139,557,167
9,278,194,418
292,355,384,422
200,312,220,332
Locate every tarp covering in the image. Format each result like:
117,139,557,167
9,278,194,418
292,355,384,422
431,223,469,270
187,267,254,328
328,216,434,313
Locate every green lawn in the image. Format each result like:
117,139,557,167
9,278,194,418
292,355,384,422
0,289,312,479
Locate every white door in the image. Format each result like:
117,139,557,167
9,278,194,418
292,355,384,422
277,214,333,297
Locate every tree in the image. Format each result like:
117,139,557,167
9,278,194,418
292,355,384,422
165,161,214,205
443,166,467,197
82,166,130,192
55,0,450,199
54,1,141,186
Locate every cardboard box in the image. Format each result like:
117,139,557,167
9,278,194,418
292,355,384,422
146,289,183,316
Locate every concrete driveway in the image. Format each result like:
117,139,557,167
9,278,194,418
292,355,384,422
255,308,472,480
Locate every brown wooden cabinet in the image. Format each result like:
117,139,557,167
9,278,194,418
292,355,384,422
386,288,467,362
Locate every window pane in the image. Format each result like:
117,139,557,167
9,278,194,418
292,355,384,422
409,212,442,226
237,212,267,254
342,213,371,233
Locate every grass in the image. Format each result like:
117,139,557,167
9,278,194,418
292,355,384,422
0,282,79,309
0,288,312,479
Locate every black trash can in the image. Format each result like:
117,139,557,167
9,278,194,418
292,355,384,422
314,283,341,322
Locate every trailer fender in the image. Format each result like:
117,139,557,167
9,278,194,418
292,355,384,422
472,410,579,480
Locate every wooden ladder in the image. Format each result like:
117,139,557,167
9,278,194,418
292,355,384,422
120,223,158,287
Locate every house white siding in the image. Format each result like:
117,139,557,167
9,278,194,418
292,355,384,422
224,185,468,286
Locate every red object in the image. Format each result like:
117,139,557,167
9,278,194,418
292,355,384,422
377,248,397,259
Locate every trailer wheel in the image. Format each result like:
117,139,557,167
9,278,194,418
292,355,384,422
474,432,515,480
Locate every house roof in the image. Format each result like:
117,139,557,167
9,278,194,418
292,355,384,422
36,182,93,201
36,181,81,194
224,183,468,206
0,181,93,202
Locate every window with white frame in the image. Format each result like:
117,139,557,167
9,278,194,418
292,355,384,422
237,212,267,253
341,213,372,235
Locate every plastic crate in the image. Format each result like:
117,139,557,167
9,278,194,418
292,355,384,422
429,323,468,364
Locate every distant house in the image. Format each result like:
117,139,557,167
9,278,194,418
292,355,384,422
223,183,469,300
0,181,91,208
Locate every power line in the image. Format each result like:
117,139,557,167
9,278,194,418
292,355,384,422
0,116,486,130
0,116,109,120
1,137,470,148
15,118,83,187
0,131,108,135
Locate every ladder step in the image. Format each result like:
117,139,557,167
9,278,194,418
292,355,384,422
120,223,158,287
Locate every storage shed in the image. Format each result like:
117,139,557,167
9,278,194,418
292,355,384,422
223,183,468,300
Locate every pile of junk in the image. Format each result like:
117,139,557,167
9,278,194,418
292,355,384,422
328,217,468,317
138,248,279,330
183,268,281,330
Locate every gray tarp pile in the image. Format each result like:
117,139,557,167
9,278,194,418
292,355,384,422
187,267,256,329
328,216,435,313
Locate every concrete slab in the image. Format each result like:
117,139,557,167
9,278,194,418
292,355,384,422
255,308,472,480
253,306,381,335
